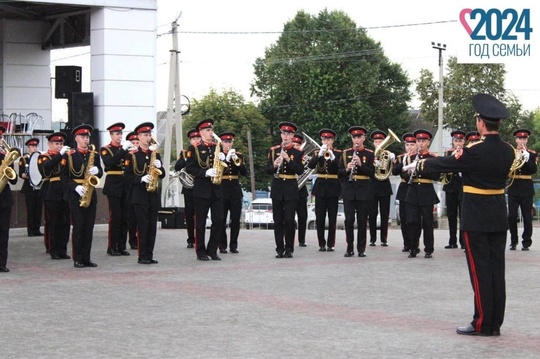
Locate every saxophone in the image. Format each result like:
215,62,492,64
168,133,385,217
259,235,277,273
146,137,162,192
211,133,227,185
79,144,100,208
0,139,21,193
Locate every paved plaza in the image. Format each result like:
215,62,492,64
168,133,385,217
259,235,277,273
1,226,539,358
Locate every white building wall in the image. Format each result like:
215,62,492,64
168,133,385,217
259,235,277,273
90,7,157,141
1,20,51,132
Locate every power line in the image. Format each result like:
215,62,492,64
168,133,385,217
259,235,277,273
172,20,456,35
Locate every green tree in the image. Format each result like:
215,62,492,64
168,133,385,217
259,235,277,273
416,56,533,140
251,9,411,151
182,89,273,191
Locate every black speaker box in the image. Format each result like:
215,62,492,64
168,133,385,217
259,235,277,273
158,208,186,229
55,66,82,99
71,92,94,128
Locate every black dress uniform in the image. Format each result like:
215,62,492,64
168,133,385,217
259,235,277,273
101,122,130,256
61,125,103,268
39,133,71,259
265,122,304,258
125,122,165,264
185,119,224,261
217,132,247,253
404,129,440,258
391,133,417,252
415,93,514,336
507,129,537,250
18,138,43,237
0,125,18,272
307,129,341,251
368,130,393,246
443,130,466,249
124,131,139,249
338,126,375,257
292,134,309,247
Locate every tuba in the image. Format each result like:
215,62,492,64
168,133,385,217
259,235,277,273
374,129,401,181
79,144,100,208
211,133,227,185
297,132,322,188
146,137,162,192
178,168,194,189
0,139,21,193
507,144,528,188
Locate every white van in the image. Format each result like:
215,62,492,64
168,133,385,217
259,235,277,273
244,198,274,229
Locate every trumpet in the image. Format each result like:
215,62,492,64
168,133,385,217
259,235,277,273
439,146,461,185
229,150,242,166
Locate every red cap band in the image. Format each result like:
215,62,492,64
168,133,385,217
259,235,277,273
220,135,234,141
351,129,365,135
137,126,152,134
74,128,91,136
515,132,529,138
320,132,334,138
415,133,430,139
280,125,295,132
50,135,64,142
372,133,385,140
109,125,123,132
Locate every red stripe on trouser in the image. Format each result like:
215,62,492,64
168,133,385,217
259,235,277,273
193,214,198,257
463,230,484,331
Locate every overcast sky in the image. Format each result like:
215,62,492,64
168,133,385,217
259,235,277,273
51,0,539,123
154,0,538,112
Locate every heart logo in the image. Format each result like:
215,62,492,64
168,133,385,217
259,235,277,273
459,8,473,36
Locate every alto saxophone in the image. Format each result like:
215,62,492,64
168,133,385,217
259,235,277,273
146,137,162,192
79,144,100,208
211,133,227,185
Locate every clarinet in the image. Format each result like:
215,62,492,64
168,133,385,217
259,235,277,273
274,142,285,178
348,144,359,182
407,152,420,185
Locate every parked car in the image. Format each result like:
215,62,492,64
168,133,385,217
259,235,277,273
306,201,388,230
244,198,274,229
395,200,439,228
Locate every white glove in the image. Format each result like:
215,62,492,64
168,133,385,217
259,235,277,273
226,149,235,162
318,144,328,157
402,161,417,172
153,159,162,168
141,174,151,183
88,166,99,175
522,150,530,162
75,185,86,196
389,152,396,161
206,168,217,177
328,149,335,161
60,146,70,155
122,141,133,150
374,160,381,167
218,152,226,161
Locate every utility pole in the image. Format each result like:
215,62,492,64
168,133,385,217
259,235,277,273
432,42,446,220
431,42,446,156
161,18,183,206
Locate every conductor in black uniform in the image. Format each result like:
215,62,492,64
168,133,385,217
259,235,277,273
61,125,103,268
174,128,200,249
339,126,375,258
218,132,247,254
0,125,18,272
406,93,515,336
443,130,465,249
308,129,341,252
507,128,537,250
18,137,43,237
125,122,165,264
266,122,304,258
292,133,309,248
39,133,71,259
185,119,225,261
101,122,133,256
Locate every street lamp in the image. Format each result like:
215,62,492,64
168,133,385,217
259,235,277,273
431,42,446,156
